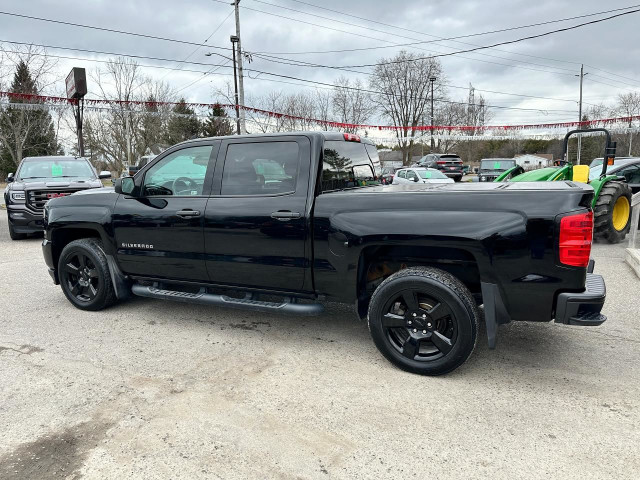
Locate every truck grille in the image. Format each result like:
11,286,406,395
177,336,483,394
26,189,81,212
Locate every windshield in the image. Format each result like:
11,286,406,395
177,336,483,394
418,169,447,179
480,159,515,170
18,158,95,180
589,159,635,180
589,165,604,180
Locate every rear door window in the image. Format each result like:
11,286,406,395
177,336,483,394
322,141,381,191
221,142,299,196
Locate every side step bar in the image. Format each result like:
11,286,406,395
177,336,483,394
131,284,325,316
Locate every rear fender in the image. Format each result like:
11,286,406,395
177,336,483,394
588,175,621,208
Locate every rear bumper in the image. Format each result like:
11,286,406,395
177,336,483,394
7,204,44,233
554,273,606,326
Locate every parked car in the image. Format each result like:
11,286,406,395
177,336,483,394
477,158,517,182
42,132,606,376
392,167,454,184
589,156,637,169
415,153,464,181
128,154,157,176
589,157,640,194
4,156,109,240
380,166,399,185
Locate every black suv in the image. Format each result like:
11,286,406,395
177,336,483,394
415,153,464,181
4,156,109,240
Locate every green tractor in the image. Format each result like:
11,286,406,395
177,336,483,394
495,128,632,243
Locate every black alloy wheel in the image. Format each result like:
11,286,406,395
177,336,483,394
58,238,117,311
368,267,478,375
381,289,457,362
61,252,100,303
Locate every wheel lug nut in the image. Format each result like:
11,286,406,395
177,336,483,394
408,320,412,325
422,314,426,319
427,323,432,328
413,329,417,333
422,330,427,334
412,313,417,317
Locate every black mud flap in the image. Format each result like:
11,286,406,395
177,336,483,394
480,282,511,349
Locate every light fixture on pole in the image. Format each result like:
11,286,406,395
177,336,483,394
429,76,437,151
230,35,241,135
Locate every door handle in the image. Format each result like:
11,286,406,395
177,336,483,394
176,209,201,218
271,211,302,221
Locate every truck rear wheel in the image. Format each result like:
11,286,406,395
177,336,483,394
367,267,478,376
58,239,117,311
594,180,632,244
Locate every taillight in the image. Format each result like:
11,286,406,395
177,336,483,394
343,133,360,142
436,161,447,165
559,211,593,267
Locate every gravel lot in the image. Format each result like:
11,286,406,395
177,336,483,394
1,207,639,480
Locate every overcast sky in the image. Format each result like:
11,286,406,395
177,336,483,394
1,0,640,128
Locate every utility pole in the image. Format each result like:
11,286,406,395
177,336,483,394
233,0,246,134
429,76,436,151
230,35,241,135
577,64,585,165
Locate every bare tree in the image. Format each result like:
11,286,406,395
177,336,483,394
84,58,176,174
614,92,640,127
332,76,376,133
313,88,332,131
370,51,445,164
585,102,610,121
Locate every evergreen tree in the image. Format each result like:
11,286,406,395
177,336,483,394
202,103,233,137
166,98,201,145
0,60,61,173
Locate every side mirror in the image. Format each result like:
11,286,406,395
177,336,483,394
6,172,14,183
99,171,111,179
473,167,479,174
114,177,136,196
413,176,419,182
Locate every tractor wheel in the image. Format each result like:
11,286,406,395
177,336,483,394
593,180,632,244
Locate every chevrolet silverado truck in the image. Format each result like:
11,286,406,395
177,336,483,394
42,132,607,375
5,156,109,240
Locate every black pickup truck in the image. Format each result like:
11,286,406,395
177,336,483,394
42,132,607,375
4,156,109,240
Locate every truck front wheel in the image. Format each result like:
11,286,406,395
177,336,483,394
8,220,27,240
367,267,478,376
58,239,117,311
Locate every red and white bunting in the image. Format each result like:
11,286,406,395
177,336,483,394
2,90,639,132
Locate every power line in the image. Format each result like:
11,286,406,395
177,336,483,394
0,46,232,77
248,0,637,76
278,0,639,58
157,10,234,84
4,4,639,89
249,52,599,106
265,8,640,69
174,59,232,94
0,40,579,113
0,10,233,52
211,0,581,77
0,38,234,67
258,1,640,88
